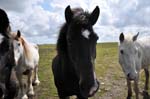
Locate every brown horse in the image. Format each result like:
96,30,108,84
11,30,40,99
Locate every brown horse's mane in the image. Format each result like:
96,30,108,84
20,37,33,61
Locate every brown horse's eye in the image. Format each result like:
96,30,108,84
120,50,124,54
18,43,20,46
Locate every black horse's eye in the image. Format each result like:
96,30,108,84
90,33,99,41
94,33,99,41
120,50,124,54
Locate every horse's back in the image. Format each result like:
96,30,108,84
28,43,39,63
31,43,39,50
139,36,150,45
138,37,150,67
32,44,39,62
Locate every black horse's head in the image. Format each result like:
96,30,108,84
65,6,100,97
0,34,17,98
0,8,17,98
0,8,11,38
0,8,14,81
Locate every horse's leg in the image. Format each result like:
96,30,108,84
60,96,70,99
144,68,149,92
4,67,18,99
16,72,28,99
0,88,3,98
76,97,87,99
76,94,87,99
33,65,40,86
5,79,19,99
0,83,5,99
6,69,19,99
27,70,34,96
126,79,132,99
134,79,139,99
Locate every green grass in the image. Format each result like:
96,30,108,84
35,42,148,99
96,43,118,77
95,43,122,97
37,44,57,99
36,42,119,98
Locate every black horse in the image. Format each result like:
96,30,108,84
0,8,19,99
52,5,100,99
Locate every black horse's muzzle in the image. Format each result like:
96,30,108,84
88,79,99,97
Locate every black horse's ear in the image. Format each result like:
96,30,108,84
133,32,139,41
65,5,73,23
17,30,21,37
89,6,100,25
119,32,124,42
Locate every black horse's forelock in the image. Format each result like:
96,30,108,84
73,11,90,24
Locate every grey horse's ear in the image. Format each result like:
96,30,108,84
133,32,139,41
119,32,124,42
17,30,21,38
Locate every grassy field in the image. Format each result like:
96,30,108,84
33,43,149,99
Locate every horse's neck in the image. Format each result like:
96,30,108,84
59,54,77,77
57,24,76,71
57,23,68,55
21,38,33,61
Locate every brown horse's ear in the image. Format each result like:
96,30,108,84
17,30,21,38
65,5,73,24
119,32,124,42
89,6,100,25
133,32,139,41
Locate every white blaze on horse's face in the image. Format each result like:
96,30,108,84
119,33,141,80
82,30,90,39
13,39,23,65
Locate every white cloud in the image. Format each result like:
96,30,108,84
0,0,150,44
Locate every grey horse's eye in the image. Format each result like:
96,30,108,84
18,43,20,46
120,50,124,54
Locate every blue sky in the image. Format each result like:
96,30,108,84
0,0,150,44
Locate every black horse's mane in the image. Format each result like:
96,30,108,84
0,8,10,38
56,23,68,55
